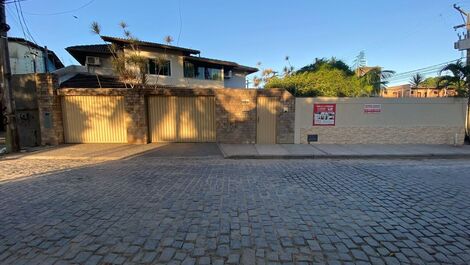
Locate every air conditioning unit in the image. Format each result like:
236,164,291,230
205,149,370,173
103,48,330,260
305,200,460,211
86,56,101,66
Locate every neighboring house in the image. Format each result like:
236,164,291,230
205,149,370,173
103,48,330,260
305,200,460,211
1,38,63,137
383,84,457,98
8,37,64,74
62,36,258,88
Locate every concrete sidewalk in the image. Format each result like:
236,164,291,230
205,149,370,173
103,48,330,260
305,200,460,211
4,143,165,161
219,143,470,159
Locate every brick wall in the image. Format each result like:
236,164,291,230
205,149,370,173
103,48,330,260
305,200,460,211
35,74,64,145
125,91,148,144
55,85,295,144
215,89,258,144
259,89,295,144
300,126,465,145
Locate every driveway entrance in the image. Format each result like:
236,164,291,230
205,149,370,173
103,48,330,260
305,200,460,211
140,143,222,157
148,96,216,143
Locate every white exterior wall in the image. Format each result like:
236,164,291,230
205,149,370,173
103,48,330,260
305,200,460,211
84,47,250,88
295,97,468,145
224,71,247,88
9,42,46,74
86,56,115,76
125,48,224,88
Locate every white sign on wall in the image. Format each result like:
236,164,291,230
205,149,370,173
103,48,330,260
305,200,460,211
364,104,381,113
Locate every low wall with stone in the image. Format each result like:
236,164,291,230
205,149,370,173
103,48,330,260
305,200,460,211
53,82,295,145
295,97,468,145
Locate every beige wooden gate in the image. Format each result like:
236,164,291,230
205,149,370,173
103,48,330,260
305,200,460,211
148,96,216,142
257,97,278,144
62,96,127,143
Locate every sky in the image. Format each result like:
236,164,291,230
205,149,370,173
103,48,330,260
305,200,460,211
5,0,470,85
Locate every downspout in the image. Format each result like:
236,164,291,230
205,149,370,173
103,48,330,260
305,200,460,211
43,46,49,73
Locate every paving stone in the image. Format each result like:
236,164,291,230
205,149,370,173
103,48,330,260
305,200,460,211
159,248,176,262
227,254,240,264
1,157,469,264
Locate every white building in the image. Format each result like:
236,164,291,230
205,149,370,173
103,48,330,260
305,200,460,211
8,37,64,74
61,36,258,88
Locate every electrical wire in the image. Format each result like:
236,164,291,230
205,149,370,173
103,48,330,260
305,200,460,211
22,0,96,16
16,0,37,44
176,0,182,46
384,58,465,85
386,59,463,79
12,0,30,44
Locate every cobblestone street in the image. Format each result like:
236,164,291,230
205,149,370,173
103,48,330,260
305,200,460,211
1,156,469,264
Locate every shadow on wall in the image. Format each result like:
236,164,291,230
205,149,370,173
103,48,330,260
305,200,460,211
62,96,126,143
149,89,214,142
215,89,258,143
12,75,41,148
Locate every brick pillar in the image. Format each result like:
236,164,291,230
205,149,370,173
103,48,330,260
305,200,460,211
124,90,148,144
35,74,64,145
276,90,295,144
215,89,257,143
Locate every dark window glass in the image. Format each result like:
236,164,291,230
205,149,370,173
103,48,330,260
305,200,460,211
184,60,223,81
184,61,195,78
148,59,171,76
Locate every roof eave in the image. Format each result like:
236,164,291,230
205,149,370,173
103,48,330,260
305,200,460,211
100,35,200,55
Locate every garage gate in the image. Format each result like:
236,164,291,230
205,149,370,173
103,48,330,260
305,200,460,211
148,96,216,142
62,96,127,143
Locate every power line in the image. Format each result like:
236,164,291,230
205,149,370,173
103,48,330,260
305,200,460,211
176,0,182,46
4,0,28,4
386,59,463,80
12,0,29,43
384,58,465,85
23,0,96,16
16,0,37,44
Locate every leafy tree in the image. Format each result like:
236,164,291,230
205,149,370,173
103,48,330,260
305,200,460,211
409,73,424,88
251,62,278,88
438,60,470,137
356,68,395,96
353,50,367,70
438,60,470,98
283,56,294,77
265,63,372,97
92,21,148,88
297,58,354,75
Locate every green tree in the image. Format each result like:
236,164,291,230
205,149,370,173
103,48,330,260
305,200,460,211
91,21,148,88
297,58,354,75
438,60,470,137
438,60,470,97
265,63,372,97
360,68,395,96
409,73,424,89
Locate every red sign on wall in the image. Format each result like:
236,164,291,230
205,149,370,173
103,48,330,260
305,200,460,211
313,104,336,126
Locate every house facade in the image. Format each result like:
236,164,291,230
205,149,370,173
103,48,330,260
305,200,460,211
8,37,64,74
383,84,457,98
1,38,63,142
62,36,257,89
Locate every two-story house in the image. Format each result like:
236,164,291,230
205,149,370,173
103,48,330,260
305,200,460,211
60,36,258,88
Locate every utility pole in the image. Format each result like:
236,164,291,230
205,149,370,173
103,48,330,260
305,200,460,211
453,4,470,66
0,0,20,152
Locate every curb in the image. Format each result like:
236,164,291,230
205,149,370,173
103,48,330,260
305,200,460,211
224,154,470,160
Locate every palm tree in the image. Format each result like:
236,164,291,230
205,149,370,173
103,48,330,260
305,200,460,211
410,73,424,88
438,60,470,97
362,68,395,96
439,60,470,137
409,73,424,97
